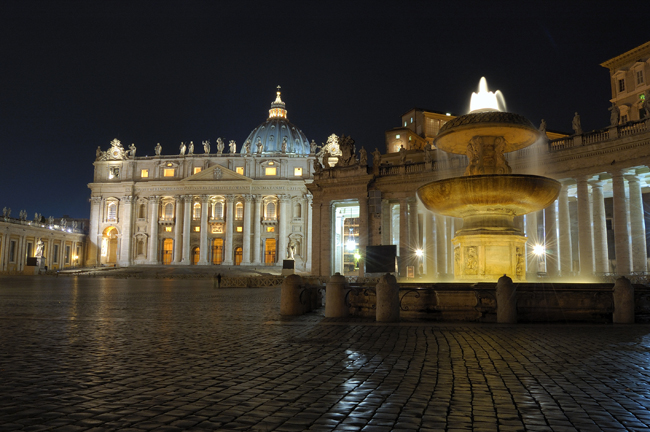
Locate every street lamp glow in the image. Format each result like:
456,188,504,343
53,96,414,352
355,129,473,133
532,244,545,256
415,249,423,257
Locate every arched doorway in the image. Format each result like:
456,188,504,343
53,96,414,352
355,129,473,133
192,247,200,265
101,226,118,265
162,239,173,265
265,239,276,265
212,238,223,265
235,247,243,266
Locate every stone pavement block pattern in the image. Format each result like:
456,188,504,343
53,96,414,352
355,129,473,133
1,277,650,431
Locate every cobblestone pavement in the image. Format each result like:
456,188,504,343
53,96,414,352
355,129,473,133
1,277,650,431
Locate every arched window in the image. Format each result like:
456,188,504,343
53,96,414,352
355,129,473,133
164,202,174,219
293,202,301,219
107,202,117,221
193,202,201,220
235,202,244,220
138,203,146,219
213,202,223,219
266,202,276,220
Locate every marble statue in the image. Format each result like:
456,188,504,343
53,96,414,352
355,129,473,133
48,216,54,225
322,149,330,168
188,141,194,155
256,138,263,155
399,145,407,164
572,112,582,135
2,207,6,218
609,103,620,127
313,157,323,174
281,137,287,153
179,142,187,155
244,140,251,156
216,138,225,156
96,146,102,160
35,239,44,258
287,238,297,260
310,140,318,154
155,143,162,156
72,220,78,230
359,147,367,166
337,135,355,167
129,143,136,158
229,140,236,154
424,145,433,163
372,148,381,165
539,119,547,134
60,218,67,228
203,140,210,154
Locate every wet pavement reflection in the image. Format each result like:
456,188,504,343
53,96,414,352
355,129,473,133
1,276,650,431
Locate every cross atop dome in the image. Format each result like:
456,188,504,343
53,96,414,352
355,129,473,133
269,85,287,119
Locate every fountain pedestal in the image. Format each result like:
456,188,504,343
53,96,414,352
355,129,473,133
453,233,526,281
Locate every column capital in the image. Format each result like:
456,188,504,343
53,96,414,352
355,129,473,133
279,194,291,203
588,180,605,189
624,174,641,183
199,194,210,203
122,195,134,204
150,195,160,202
252,194,262,203
244,194,254,202
90,196,102,204
182,194,193,202
225,194,235,203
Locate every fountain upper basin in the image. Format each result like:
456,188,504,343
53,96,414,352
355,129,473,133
417,174,561,219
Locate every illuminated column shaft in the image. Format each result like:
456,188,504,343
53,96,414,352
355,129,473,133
425,212,437,277
278,195,290,264
87,197,101,265
447,218,455,276
627,175,647,273
252,195,262,265
436,215,447,276
525,211,538,274
242,194,253,264
612,172,631,275
148,196,160,264
590,181,608,273
558,185,573,275
305,194,313,272
182,195,192,264
198,195,209,265
576,177,594,275
408,198,419,274
119,195,133,266
223,195,235,265
381,200,391,245
544,201,558,277
358,194,369,277
399,197,409,276
173,196,183,263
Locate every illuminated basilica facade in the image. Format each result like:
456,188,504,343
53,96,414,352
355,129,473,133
87,89,316,271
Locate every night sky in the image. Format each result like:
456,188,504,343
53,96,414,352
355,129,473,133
1,1,649,219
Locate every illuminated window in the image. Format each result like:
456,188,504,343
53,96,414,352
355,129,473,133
409,136,412,141
395,134,400,139
141,169,149,178
193,202,201,220
164,202,174,219
266,202,276,219
265,167,277,176
267,226,275,233
193,167,202,175
410,117,413,123
404,121,407,127
107,202,117,221
618,79,625,92
294,167,302,176
213,202,223,219
165,227,172,232
194,226,200,232
236,167,244,175
235,202,244,220
164,168,175,177
236,226,243,232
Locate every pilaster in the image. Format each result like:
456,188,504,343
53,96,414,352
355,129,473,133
118,195,134,266
223,195,235,265
242,194,253,264
148,196,160,264
181,195,192,264
252,195,262,265
198,195,210,265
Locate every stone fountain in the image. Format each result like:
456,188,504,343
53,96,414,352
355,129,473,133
417,78,561,282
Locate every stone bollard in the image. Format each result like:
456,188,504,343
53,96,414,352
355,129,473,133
613,276,634,324
280,274,304,316
325,273,348,318
496,274,517,323
376,273,400,322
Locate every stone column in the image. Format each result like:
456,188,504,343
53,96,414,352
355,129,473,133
321,203,333,276
398,197,409,276
436,215,447,277
544,200,558,277
627,174,647,273
87,197,102,266
305,193,313,273
198,195,209,265
252,195,262,265
173,196,183,263
242,194,253,264
278,195,290,264
409,197,419,275
223,195,235,265
576,176,594,276
181,195,192,264
525,211,538,274
590,180,609,274
119,195,134,266
381,200,390,245
148,196,160,264
612,171,631,275
424,212,436,278
358,194,369,277
557,184,573,276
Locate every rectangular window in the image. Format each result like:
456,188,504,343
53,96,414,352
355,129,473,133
165,227,172,232
395,134,400,139
619,79,625,92
141,169,149,178
236,167,244,175
193,167,202,174
621,114,628,123
53,244,59,264
294,167,303,177
194,226,200,232
637,70,644,85
9,240,16,262
164,168,175,177
265,167,277,176
266,226,275,233
236,226,243,232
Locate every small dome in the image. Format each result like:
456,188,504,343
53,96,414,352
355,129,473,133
242,86,310,155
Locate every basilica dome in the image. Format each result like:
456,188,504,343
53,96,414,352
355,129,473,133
243,87,310,155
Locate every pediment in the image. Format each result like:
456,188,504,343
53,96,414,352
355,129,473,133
182,165,252,182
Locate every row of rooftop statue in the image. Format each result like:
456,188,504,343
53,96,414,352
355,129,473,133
2,207,77,229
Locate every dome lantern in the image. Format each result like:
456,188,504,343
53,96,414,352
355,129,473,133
269,85,287,119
